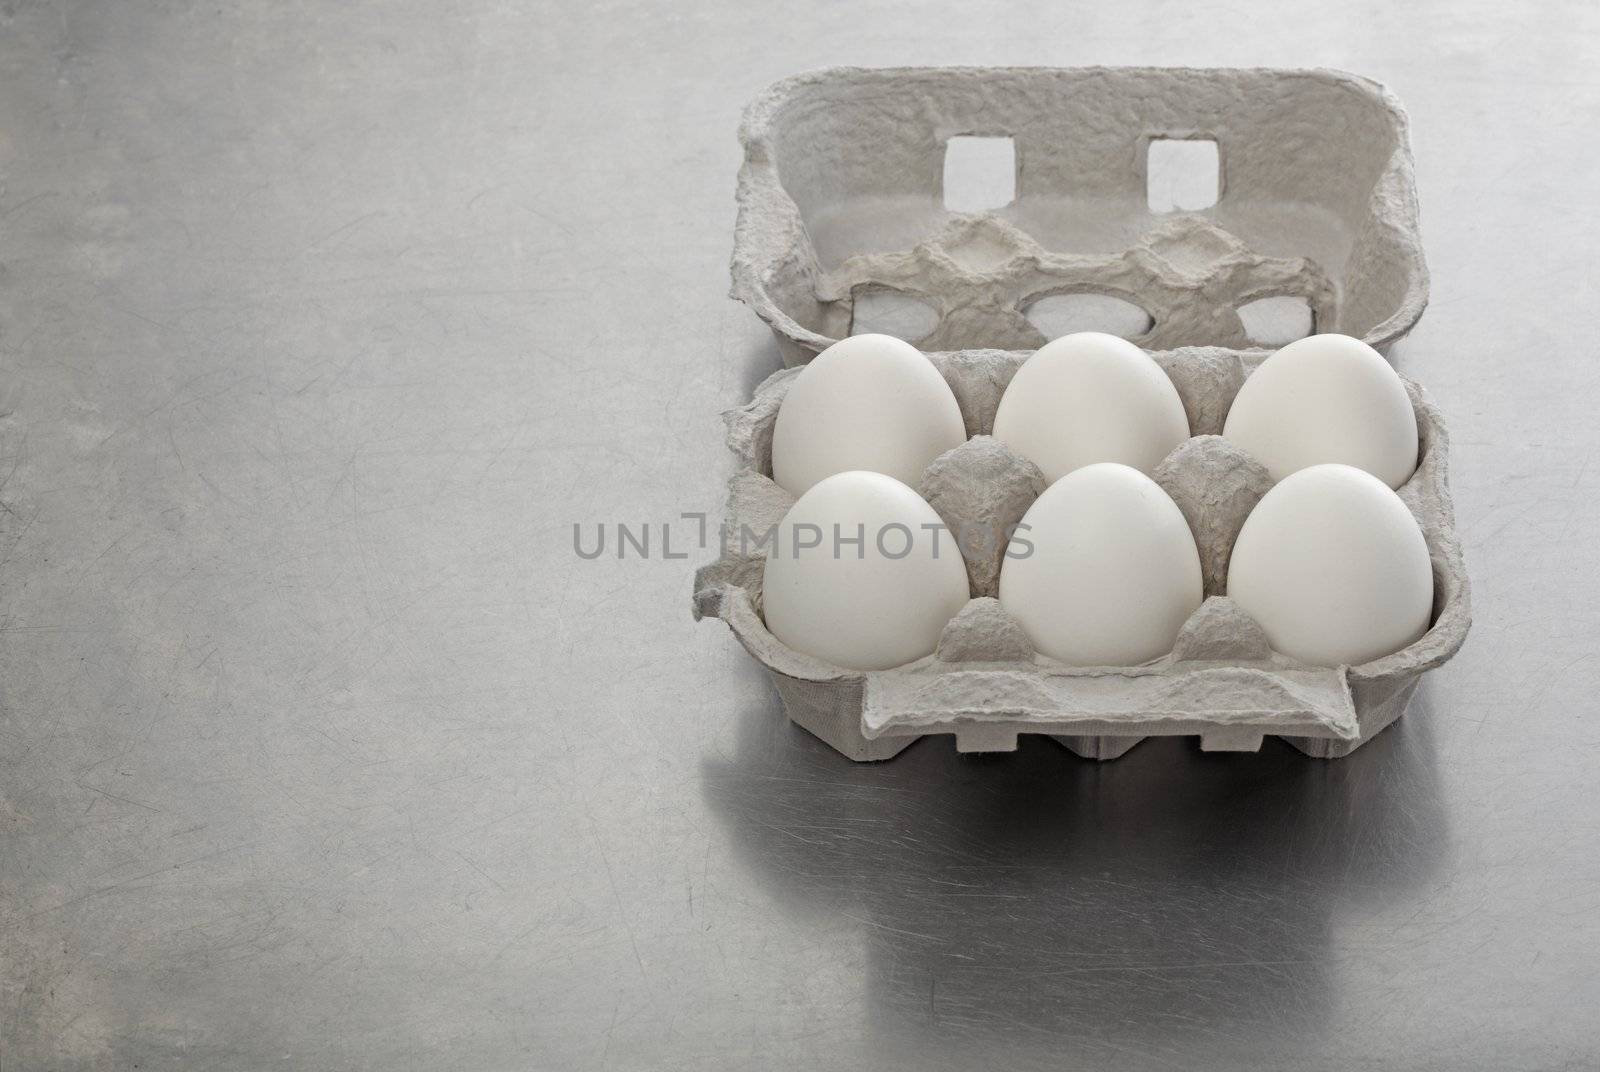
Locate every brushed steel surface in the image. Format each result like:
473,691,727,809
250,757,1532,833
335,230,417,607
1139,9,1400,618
1,2,1596,1069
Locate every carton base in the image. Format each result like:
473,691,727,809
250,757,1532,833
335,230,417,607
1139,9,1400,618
1053,735,1147,761
1280,677,1417,758
771,675,1421,764
774,675,916,762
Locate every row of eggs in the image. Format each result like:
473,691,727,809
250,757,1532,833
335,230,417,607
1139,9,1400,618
773,330,1420,496
760,332,1434,672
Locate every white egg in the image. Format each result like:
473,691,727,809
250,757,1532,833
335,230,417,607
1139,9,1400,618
761,471,971,671
991,331,1189,483
1226,464,1433,667
771,333,967,497
1222,333,1419,489
998,462,1202,666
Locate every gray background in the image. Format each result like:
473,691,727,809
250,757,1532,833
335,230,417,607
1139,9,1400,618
1,1,1595,1069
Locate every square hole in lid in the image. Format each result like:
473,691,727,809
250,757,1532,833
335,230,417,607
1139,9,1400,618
943,136,1016,212
1147,137,1220,213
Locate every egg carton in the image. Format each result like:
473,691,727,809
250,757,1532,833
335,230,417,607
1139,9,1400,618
692,66,1471,760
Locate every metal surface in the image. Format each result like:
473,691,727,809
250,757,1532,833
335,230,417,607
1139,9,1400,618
1,3,1595,1069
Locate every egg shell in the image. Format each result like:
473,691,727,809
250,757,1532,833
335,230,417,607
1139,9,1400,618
1226,463,1433,667
771,333,967,496
1222,333,1419,489
761,471,972,672
991,331,1190,483
998,462,1203,666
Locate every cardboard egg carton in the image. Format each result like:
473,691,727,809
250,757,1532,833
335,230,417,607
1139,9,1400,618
693,67,1471,760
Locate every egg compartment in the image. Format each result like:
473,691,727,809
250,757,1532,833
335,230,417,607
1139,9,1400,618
691,347,1471,761
732,67,1425,362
